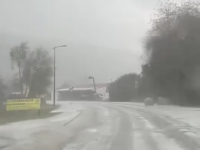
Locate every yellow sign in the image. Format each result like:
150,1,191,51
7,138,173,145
6,98,41,111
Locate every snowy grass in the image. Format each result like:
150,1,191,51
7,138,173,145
0,104,60,125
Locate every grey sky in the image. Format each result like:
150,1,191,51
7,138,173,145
0,0,157,86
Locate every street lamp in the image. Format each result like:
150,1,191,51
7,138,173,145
88,76,96,92
53,45,67,106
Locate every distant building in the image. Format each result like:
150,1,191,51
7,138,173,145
54,83,109,101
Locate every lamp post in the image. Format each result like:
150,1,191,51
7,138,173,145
53,45,67,106
88,76,96,92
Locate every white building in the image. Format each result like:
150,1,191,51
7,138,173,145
51,83,109,101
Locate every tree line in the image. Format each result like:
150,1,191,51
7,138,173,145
109,1,200,106
0,42,53,101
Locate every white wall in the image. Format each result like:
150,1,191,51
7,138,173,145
51,91,59,102
96,86,109,100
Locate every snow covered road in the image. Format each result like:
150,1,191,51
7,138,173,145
1,101,200,150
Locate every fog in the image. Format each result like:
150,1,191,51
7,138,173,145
0,0,157,86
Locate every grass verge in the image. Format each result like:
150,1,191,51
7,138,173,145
0,104,60,125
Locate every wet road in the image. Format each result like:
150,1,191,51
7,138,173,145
1,101,200,150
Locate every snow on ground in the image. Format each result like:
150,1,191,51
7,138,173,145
106,101,200,129
0,102,84,149
126,107,183,150
151,105,200,128
47,101,86,112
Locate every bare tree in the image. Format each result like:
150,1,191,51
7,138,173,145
23,47,53,97
10,42,28,95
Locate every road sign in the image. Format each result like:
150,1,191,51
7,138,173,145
6,98,41,111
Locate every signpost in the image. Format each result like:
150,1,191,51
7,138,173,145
135,81,138,99
6,98,41,111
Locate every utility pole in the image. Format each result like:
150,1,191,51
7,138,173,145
88,76,96,92
135,81,138,100
53,47,56,106
52,45,67,106
92,77,96,92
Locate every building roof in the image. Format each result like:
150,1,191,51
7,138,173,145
73,83,108,88
57,83,108,92
57,87,94,92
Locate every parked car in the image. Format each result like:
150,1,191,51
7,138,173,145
144,97,154,106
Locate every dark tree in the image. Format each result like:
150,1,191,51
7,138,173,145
108,73,139,101
142,1,200,105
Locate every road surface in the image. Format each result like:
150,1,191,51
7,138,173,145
1,101,200,150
